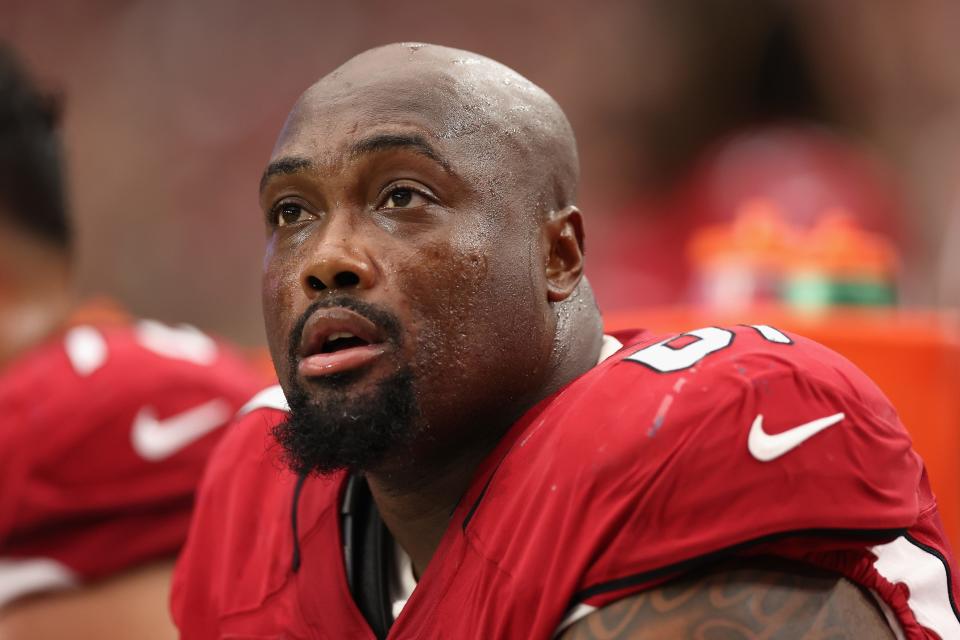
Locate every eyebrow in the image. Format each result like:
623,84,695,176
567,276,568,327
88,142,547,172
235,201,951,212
259,156,315,193
349,133,453,173
259,133,453,194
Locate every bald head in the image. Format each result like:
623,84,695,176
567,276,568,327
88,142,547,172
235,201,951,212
280,43,579,216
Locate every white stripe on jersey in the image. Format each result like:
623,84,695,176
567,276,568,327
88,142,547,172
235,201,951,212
238,385,290,416
553,603,597,638
872,535,960,638
746,324,792,344
64,326,108,376
597,335,624,364
0,557,78,608
135,319,218,365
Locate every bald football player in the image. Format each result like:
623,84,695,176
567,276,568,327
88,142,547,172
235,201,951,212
174,44,959,639
0,46,265,638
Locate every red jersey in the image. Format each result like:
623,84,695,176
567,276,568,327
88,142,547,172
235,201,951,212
172,326,960,639
0,315,267,606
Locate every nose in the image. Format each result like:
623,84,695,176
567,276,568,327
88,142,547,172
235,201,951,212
299,213,376,296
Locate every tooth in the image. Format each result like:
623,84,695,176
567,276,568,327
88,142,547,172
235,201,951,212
325,331,355,342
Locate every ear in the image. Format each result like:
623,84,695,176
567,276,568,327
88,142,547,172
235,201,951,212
543,206,585,302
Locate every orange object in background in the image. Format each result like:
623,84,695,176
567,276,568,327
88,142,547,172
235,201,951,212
688,200,900,312
605,306,960,550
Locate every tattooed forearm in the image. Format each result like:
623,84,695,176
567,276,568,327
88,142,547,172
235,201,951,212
560,560,895,640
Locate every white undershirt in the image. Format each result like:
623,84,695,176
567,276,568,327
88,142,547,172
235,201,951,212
387,334,624,619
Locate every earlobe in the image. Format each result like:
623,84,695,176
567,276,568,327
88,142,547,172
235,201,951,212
544,206,585,302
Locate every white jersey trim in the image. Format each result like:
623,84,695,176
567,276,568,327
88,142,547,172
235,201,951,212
135,319,218,365
0,557,78,608
238,385,290,416
597,334,623,365
872,535,960,638
553,603,598,637
64,326,108,377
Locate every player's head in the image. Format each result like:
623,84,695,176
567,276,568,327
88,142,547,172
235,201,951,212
0,45,71,259
260,43,599,476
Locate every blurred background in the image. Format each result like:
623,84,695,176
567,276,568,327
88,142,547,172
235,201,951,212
7,3,960,629
4,0,960,345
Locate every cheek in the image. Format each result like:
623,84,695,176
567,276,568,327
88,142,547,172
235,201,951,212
400,240,489,319
393,239,487,360
261,247,301,375
396,234,550,404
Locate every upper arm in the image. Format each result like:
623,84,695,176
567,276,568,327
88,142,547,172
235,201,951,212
561,330,919,620
558,561,896,640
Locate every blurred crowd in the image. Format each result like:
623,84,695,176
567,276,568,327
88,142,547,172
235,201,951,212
2,0,960,345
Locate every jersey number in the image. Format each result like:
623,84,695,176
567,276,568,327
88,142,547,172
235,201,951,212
65,321,218,376
626,325,791,373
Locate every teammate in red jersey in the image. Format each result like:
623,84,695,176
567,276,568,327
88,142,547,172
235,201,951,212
173,43,959,639
0,46,266,638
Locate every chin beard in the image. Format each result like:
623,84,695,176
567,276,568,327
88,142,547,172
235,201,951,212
272,366,419,476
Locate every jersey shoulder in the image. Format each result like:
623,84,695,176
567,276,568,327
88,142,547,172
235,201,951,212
556,324,913,482
466,324,923,578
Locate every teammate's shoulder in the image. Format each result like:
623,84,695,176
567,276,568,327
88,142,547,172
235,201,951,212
65,320,216,372
82,319,242,377
4,319,255,387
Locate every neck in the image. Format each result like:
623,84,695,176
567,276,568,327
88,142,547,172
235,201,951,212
368,281,604,577
0,232,75,368
366,441,492,577
0,283,74,368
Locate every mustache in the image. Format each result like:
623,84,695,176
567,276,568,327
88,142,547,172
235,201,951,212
287,295,404,364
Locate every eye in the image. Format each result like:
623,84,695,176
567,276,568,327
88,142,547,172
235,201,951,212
272,202,311,227
380,186,430,210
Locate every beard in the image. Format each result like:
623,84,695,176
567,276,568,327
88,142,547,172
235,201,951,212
271,297,420,476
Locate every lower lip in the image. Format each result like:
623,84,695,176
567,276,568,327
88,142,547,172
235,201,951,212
298,344,386,377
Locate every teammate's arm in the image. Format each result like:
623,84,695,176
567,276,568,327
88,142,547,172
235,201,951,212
559,561,895,640
0,560,177,640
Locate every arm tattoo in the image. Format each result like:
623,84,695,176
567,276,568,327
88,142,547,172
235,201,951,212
561,560,895,640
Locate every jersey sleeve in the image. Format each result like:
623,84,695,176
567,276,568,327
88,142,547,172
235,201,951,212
0,322,269,603
561,327,923,617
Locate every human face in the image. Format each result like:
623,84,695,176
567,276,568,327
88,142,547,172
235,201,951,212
259,82,556,472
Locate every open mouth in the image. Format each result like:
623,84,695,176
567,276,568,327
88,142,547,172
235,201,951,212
297,308,388,378
319,332,370,353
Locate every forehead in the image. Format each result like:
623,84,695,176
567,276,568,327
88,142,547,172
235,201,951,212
272,66,490,163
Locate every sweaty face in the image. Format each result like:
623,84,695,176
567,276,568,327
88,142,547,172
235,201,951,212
260,74,555,475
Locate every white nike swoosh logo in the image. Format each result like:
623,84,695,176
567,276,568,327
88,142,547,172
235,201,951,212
748,412,845,462
131,399,232,461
